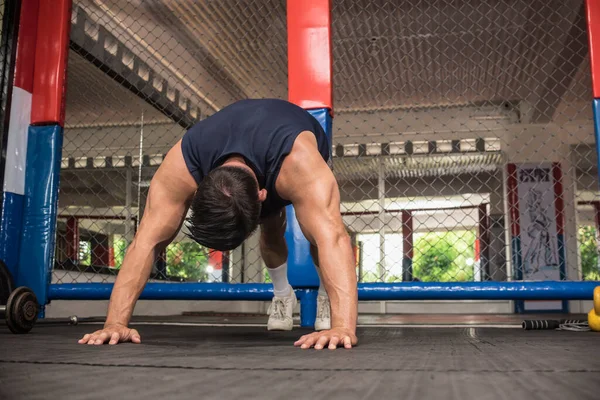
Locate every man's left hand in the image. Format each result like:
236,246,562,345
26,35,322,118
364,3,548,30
294,328,358,350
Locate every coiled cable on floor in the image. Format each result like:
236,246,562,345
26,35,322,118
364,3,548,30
522,319,589,331
556,322,590,332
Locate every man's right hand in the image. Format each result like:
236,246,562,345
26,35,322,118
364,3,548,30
78,324,141,345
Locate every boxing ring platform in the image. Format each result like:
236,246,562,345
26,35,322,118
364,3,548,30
1,316,599,400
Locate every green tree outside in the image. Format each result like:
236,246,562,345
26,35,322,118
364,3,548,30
578,226,600,281
112,236,128,269
165,241,209,281
412,230,476,282
112,236,209,281
78,241,91,265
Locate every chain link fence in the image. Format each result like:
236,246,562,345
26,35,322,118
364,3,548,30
54,0,600,288
334,0,598,284
56,0,288,285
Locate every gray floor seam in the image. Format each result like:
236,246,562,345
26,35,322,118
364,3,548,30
1,359,599,373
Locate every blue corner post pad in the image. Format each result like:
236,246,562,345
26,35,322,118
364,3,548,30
594,99,600,188
285,205,319,287
298,289,318,328
285,108,333,289
18,125,64,313
307,108,333,148
0,192,25,281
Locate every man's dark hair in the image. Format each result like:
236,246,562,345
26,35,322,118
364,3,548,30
186,166,261,251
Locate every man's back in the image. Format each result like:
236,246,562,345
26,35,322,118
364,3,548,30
181,99,330,217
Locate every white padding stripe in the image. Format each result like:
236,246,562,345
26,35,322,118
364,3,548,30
4,87,32,195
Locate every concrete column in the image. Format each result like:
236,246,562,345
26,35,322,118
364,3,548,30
229,244,244,283
488,189,507,281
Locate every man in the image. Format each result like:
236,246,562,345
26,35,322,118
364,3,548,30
78,99,358,350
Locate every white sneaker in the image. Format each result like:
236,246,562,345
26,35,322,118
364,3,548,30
315,293,331,331
267,287,297,331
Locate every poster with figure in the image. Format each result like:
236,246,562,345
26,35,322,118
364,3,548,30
513,163,565,312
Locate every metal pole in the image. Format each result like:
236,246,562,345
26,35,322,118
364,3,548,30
125,166,133,243
402,211,413,281
378,159,386,281
48,281,600,301
136,112,144,230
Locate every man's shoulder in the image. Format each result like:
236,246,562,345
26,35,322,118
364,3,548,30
277,132,332,198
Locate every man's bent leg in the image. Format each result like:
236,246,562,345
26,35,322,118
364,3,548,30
310,244,331,331
261,210,296,331
261,210,289,295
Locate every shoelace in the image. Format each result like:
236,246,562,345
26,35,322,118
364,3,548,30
317,297,330,320
270,298,287,321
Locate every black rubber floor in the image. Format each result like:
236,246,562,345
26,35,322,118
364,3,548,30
1,324,599,400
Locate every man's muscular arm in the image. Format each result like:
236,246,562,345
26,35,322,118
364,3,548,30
79,140,197,345
277,132,358,350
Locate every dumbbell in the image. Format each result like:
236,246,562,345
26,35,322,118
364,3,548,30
0,287,39,334
588,286,600,332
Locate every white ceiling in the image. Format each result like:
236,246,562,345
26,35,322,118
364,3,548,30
60,0,595,197
65,0,591,125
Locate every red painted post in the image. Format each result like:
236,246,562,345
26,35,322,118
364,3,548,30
14,0,40,93
287,0,333,111
586,0,600,97
30,0,72,126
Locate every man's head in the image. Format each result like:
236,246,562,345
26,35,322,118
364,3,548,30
186,161,266,251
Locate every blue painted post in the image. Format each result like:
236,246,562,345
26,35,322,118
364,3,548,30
284,206,319,288
298,289,318,328
594,100,600,188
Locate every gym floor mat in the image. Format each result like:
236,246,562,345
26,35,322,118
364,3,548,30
1,324,599,400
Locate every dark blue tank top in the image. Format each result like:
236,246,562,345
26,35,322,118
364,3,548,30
181,99,330,218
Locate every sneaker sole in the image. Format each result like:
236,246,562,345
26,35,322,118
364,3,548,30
267,324,293,331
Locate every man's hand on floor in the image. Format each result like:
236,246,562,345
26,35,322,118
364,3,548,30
78,323,141,345
294,327,358,350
